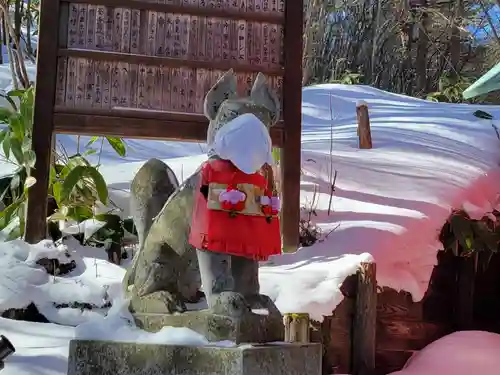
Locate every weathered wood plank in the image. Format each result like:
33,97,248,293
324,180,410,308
310,298,354,375
377,288,423,321
52,110,285,146
61,0,286,24
376,319,448,351
352,262,377,375
58,48,284,75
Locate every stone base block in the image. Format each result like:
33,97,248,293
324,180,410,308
134,310,284,344
67,340,322,375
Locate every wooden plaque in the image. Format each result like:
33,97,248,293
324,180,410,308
27,0,303,251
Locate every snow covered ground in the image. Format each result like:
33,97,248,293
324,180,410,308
77,84,500,316
2,72,500,374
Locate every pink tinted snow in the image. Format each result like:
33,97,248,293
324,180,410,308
75,84,500,323
264,84,500,311
389,331,500,375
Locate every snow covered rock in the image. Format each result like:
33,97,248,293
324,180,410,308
0,239,114,326
27,240,76,276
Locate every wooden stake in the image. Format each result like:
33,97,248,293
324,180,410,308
356,102,372,149
352,262,377,375
283,313,310,343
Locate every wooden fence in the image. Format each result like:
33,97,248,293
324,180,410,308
316,250,500,375
26,0,303,247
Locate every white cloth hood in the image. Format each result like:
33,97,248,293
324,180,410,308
212,113,273,174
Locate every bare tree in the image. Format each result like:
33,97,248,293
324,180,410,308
302,0,497,99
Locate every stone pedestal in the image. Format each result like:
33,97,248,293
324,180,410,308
134,310,284,344
67,340,322,375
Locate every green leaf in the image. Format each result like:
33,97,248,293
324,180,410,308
473,110,494,120
86,166,108,204
48,211,67,222
52,181,62,204
2,132,11,159
449,213,475,253
78,185,98,204
83,149,97,156
0,198,24,230
0,129,7,144
0,94,18,112
9,174,20,190
123,217,137,236
465,237,473,250
0,107,13,123
21,136,31,153
473,221,498,253
10,137,24,164
23,150,36,168
85,136,100,148
6,224,22,241
20,97,33,131
21,88,34,117
106,137,124,154
24,176,36,190
17,201,26,222
7,89,25,97
67,154,91,167
48,166,57,188
68,205,93,221
106,136,126,157
9,114,24,140
59,155,89,179
0,185,8,202
60,165,87,203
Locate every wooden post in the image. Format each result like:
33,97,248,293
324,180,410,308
356,102,372,149
284,313,311,343
25,0,62,243
352,262,377,375
281,0,304,252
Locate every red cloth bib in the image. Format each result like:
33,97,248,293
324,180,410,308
189,159,282,261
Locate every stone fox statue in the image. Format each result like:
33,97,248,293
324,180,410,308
123,69,282,316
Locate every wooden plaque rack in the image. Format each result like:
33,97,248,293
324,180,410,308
26,0,303,250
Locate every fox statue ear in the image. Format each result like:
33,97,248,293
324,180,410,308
203,69,238,120
250,73,281,126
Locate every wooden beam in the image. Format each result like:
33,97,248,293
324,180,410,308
25,0,63,243
280,0,303,252
60,0,285,24
58,49,284,76
352,262,377,375
53,109,285,146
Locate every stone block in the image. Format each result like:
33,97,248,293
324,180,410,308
133,310,284,344
67,339,322,375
